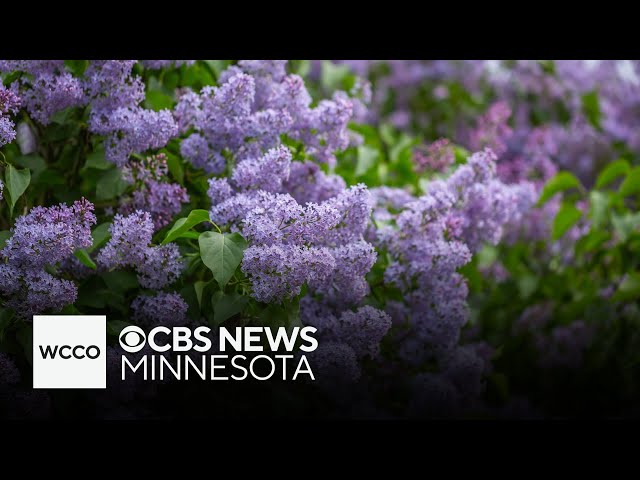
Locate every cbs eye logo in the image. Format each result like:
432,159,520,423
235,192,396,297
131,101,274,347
119,326,146,353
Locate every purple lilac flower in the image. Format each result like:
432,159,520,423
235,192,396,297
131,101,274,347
241,244,335,303
2,198,96,269
82,60,143,111
413,138,455,173
89,107,178,166
468,101,513,157
308,240,377,307
306,305,391,359
15,72,84,124
97,211,183,289
119,154,189,229
141,60,195,70
282,161,346,204
179,133,226,174
131,292,189,327
0,199,96,317
175,60,355,168
207,178,233,206
380,149,532,371
0,85,21,146
232,145,292,192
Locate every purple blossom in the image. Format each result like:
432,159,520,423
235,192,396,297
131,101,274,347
2,198,96,269
321,184,372,246
241,244,335,303
207,178,233,206
119,154,189,229
308,305,392,359
136,244,183,289
282,161,346,204
83,60,144,113
4,270,77,319
141,60,195,70
0,85,21,146
15,72,84,125
468,101,513,157
413,138,455,173
180,133,226,174
174,60,355,168
97,211,184,289
232,145,291,192
309,240,377,306
90,107,178,166
131,292,189,327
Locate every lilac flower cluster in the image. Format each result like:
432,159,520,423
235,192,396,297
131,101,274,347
97,211,183,289
206,139,390,379
0,85,21,147
413,138,455,173
1,60,178,165
368,149,534,411
119,153,189,229
175,60,354,171
468,101,513,157
207,144,375,305
0,61,84,125
83,60,178,165
131,291,189,327
89,102,178,166
141,60,195,70
0,199,96,317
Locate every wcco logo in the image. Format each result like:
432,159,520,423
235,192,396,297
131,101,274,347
33,316,106,389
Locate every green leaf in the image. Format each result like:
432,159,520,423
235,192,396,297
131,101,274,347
581,90,602,129
13,154,46,174
613,272,640,302
517,273,539,299
178,231,200,240
320,61,352,91
83,149,112,171
145,90,174,111
73,248,97,270
64,60,88,76
612,212,640,242
166,153,184,185
194,280,209,309
589,191,609,229
552,203,583,240
4,164,31,215
212,292,249,325
107,320,132,336
89,222,112,252
102,270,139,293
162,209,210,245
198,231,247,289
619,166,640,197
595,159,630,189
538,172,582,205
96,167,127,201
0,230,11,248
355,145,379,176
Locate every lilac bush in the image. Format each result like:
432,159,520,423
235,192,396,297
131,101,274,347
1,59,638,419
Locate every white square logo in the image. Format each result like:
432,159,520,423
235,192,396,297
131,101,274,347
33,315,106,389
